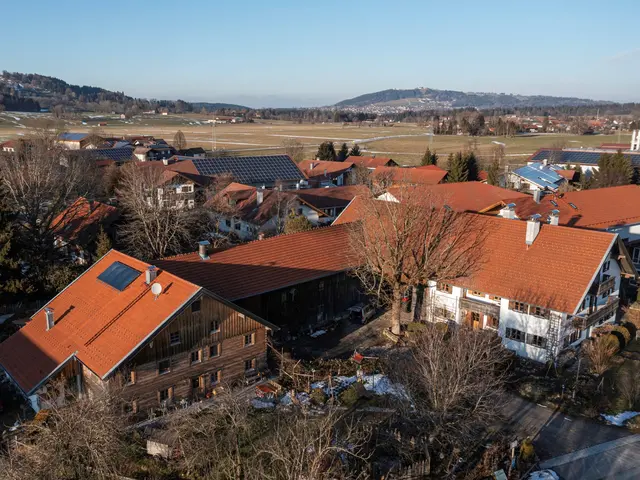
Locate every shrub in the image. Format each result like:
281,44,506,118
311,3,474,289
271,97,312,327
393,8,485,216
519,438,535,462
310,388,327,406
339,383,364,407
614,325,632,345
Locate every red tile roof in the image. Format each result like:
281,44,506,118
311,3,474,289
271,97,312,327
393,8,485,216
298,160,354,179
385,182,528,212
556,170,578,181
336,196,615,313
156,224,356,301
347,156,397,168
0,251,200,394
374,166,447,185
512,185,640,229
455,215,615,313
53,197,119,243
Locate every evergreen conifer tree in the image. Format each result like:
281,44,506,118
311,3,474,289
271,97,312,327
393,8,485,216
487,158,500,186
95,226,112,259
420,147,438,166
337,143,349,162
447,152,469,183
316,141,337,161
349,144,362,157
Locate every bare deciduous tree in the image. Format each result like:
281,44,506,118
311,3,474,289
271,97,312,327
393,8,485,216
0,132,98,273
349,186,485,334
173,130,187,150
282,138,305,163
583,334,618,376
0,387,128,480
117,163,203,259
388,324,510,475
254,408,372,480
269,189,298,235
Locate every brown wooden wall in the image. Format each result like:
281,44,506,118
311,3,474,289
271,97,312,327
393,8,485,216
112,294,267,411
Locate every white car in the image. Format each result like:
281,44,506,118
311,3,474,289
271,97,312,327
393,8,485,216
348,303,376,324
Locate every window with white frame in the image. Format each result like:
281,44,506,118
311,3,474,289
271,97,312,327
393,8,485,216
602,260,610,273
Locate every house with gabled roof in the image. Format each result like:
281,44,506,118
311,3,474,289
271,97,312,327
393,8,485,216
156,225,363,337
212,182,329,240
347,156,398,170
373,165,448,186
0,250,276,413
492,185,640,272
168,155,307,189
298,159,354,187
58,132,103,150
53,197,120,265
333,190,634,362
508,161,567,192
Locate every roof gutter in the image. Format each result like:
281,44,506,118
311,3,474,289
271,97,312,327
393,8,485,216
27,351,78,396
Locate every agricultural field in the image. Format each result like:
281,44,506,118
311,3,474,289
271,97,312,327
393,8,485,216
0,111,631,167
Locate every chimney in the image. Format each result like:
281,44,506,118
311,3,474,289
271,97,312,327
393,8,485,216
549,209,560,226
145,265,158,284
525,214,542,246
533,189,542,204
258,231,265,240
502,202,516,220
308,162,316,170
256,189,264,205
45,307,54,331
542,158,548,166
198,240,210,260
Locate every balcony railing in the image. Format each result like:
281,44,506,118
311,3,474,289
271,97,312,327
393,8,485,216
459,297,500,317
589,276,616,297
572,296,619,329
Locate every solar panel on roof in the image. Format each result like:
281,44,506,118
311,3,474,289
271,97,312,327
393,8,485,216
569,202,578,209
97,261,141,291
550,200,558,207
191,155,304,184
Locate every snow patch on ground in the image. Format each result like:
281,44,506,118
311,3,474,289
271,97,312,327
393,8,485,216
601,411,640,426
311,374,407,399
528,470,559,480
251,399,275,409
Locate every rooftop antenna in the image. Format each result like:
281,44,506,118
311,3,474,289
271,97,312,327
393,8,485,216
151,282,163,300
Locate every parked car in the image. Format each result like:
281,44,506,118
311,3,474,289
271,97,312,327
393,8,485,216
348,303,376,324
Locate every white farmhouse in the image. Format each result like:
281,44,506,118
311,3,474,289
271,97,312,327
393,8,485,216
416,215,634,362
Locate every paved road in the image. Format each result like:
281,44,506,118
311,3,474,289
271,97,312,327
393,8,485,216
539,435,640,479
498,394,631,461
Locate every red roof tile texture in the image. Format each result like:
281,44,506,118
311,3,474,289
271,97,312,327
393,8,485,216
456,215,615,314
53,197,119,243
513,185,640,229
298,160,354,179
336,196,614,313
347,156,397,168
0,251,199,393
296,185,369,209
156,224,356,301
374,166,447,185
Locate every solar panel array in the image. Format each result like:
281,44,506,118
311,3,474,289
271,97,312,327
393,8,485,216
84,147,135,162
192,155,305,185
531,149,640,166
513,164,564,186
97,261,141,291
59,133,88,141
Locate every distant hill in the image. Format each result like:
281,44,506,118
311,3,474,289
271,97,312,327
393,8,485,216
335,87,612,111
0,71,249,113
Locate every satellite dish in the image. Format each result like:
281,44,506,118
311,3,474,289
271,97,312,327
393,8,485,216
151,283,163,299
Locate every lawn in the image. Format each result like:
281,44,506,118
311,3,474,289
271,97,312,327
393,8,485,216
0,112,631,167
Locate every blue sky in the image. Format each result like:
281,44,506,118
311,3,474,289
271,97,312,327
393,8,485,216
1,0,639,107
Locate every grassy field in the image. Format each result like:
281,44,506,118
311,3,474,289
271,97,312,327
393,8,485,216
0,111,631,166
